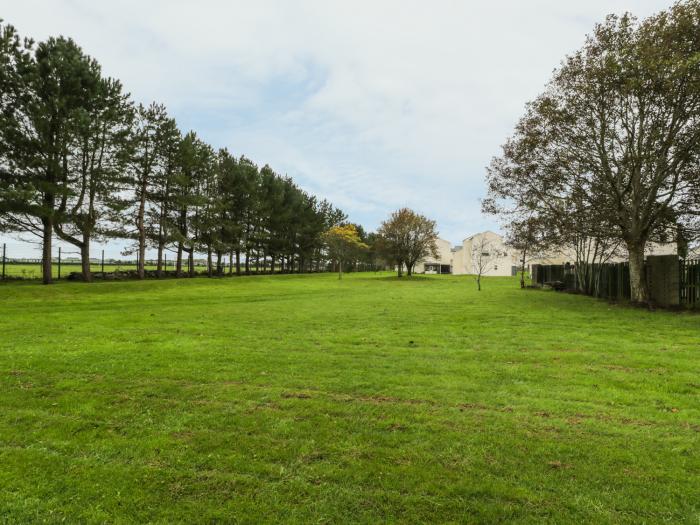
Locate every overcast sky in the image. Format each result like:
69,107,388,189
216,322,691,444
1,0,671,258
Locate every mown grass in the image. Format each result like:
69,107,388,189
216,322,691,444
0,272,698,523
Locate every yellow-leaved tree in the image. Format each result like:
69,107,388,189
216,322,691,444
323,224,368,279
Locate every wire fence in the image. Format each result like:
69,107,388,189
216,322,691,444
0,242,380,281
0,242,203,280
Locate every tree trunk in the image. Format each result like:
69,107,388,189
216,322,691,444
627,242,648,304
236,249,241,275
176,242,183,277
207,247,213,277
245,249,250,275
520,249,527,289
157,241,164,278
53,223,92,282
189,249,194,278
156,198,165,278
137,238,145,279
137,177,147,280
216,251,222,276
80,235,92,283
42,218,53,285
338,259,342,279
270,254,276,274
477,275,481,291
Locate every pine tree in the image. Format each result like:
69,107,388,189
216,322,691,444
0,29,104,283
53,76,133,281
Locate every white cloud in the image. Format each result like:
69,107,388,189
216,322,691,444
2,0,672,256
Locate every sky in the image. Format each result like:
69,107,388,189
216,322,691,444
0,0,672,259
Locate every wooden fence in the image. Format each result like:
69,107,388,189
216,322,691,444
533,257,700,308
680,259,700,307
532,262,631,301
595,262,631,301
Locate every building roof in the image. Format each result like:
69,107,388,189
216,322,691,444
461,230,502,243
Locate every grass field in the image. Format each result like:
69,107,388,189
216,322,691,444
1,263,207,279
0,273,698,523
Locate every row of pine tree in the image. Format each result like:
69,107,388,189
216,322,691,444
0,21,348,283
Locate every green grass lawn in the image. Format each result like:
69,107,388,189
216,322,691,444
0,273,698,523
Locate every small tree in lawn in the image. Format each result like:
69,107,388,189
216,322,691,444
472,236,495,291
323,224,367,279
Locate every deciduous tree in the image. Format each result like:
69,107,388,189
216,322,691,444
485,1,700,303
377,208,438,277
323,224,367,279
472,236,495,291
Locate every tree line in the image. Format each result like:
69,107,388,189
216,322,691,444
0,20,350,284
484,0,700,303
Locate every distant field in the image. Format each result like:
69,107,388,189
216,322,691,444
0,273,698,523
1,263,207,279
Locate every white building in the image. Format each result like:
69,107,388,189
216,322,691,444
452,231,517,276
415,238,454,274
415,231,678,276
415,231,518,276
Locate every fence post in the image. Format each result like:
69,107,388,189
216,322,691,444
101,249,105,273
1,243,5,280
58,247,61,279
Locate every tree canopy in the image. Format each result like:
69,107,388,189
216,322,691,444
484,0,700,303
323,224,368,279
377,208,439,277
